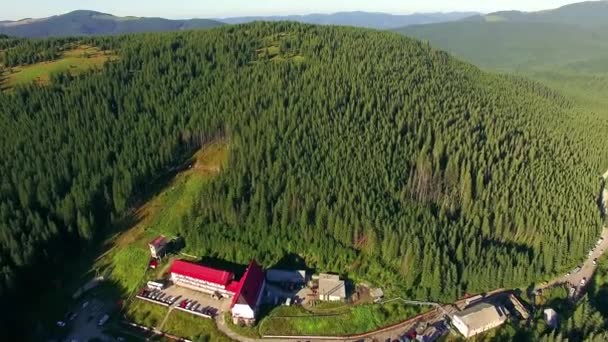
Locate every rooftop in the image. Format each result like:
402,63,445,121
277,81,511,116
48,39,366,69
169,260,234,286
318,273,346,298
454,302,507,329
149,235,168,248
231,260,265,309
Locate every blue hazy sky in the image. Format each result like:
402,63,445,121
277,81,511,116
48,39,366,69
1,0,582,21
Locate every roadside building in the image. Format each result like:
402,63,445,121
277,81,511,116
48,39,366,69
452,302,508,338
544,308,558,329
148,235,168,259
231,260,266,326
266,269,306,284
169,260,238,298
318,273,346,301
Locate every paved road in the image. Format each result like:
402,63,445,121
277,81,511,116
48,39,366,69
535,226,608,295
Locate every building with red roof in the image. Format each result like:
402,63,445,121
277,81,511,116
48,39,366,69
230,260,266,326
170,260,236,297
148,235,168,258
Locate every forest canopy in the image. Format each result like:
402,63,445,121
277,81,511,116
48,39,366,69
0,22,605,333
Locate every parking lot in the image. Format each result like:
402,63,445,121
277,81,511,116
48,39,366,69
136,283,225,318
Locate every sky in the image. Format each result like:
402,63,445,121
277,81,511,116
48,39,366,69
0,0,585,21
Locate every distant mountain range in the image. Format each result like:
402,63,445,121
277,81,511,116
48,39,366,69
0,10,479,38
0,10,224,38
218,11,478,29
397,0,608,72
465,0,608,28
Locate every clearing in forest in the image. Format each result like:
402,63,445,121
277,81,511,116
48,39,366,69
95,140,229,293
1,45,115,90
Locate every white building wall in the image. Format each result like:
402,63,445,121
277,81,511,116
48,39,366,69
452,316,470,338
232,304,255,319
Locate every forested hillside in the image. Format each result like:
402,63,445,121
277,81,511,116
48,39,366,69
0,22,604,334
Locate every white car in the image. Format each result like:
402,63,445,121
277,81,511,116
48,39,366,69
56,321,66,327
580,277,587,286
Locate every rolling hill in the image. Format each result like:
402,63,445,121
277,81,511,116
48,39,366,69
397,1,608,73
1,21,606,336
218,11,478,29
467,0,608,28
0,10,223,37
399,21,608,72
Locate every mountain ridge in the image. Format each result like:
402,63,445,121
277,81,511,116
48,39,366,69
463,0,608,28
0,10,224,37
218,11,479,29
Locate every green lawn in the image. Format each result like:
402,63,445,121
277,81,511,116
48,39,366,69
259,301,426,336
163,310,233,341
125,300,168,328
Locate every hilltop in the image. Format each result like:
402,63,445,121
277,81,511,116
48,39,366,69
0,10,223,37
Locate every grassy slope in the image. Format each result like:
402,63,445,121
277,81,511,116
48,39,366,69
259,301,425,336
1,46,114,90
96,140,229,293
163,310,233,341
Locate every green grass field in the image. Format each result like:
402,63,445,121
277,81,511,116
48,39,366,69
125,300,168,328
259,301,426,336
163,310,234,341
1,46,114,90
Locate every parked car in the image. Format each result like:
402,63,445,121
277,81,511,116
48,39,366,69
593,258,598,266
581,277,587,286
56,321,66,327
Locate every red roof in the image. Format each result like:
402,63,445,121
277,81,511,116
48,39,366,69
230,260,265,309
149,236,167,248
226,281,241,293
170,260,234,286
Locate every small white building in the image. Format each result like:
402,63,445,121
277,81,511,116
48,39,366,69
318,273,346,301
148,235,168,259
544,308,558,329
452,302,507,338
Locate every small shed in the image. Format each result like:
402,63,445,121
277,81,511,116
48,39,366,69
318,273,346,301
544,308,558,329
370,288,384,302
148,235,168,259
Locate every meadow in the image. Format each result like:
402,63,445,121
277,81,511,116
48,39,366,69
1,45,114,90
